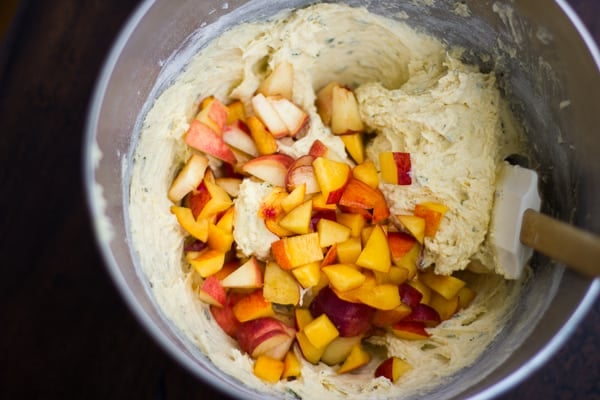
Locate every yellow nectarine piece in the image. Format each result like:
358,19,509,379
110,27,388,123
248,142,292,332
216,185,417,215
226,100,246,124
292,261,321,288
296,331,325,364
352,160,379,189
188,249,225,278
282,351,302,379
263,262,300,306
341,133,365,164
170,206,209,242
253,355,284,383
396,215,426,244
247,115,278,155
312,157,351,203
407,279,431,305
419,270,466,300
294,308,314,331
233,290,275,322
200,175,233,219
207,223,234,253
372,304,412,328
337,344,371,374
458,286,477,309
414,202,449,238
357,284,401,311
429,292,460,321
317,218,352,248
279,200,312,235
216,206,235,232
281,184,306,213
272,233,324,270
168,154,209,202
322,264,366,292
336,237,362,264
356,225,391,273
304,314,340,349
336,212,366,238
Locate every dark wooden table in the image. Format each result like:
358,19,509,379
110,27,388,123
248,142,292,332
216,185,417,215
0,1,598,399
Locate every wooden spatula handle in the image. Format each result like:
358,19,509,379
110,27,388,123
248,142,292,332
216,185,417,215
520,209,600,278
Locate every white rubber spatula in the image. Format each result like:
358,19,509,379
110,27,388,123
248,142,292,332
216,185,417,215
489,162,600,279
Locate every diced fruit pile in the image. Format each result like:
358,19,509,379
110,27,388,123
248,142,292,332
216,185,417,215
167,62,477,384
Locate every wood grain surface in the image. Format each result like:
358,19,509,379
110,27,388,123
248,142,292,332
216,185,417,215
0,1,598,399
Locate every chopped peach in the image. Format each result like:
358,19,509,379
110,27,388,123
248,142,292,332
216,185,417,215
184,120,236,165
216,206,235,232
321,244,338,267
320,335,363,366
375,357,412,382
252,93,289,138
311,192,337,211
281,184,306,213
322,264,366,292
372,304,412,328
336,212,366,238
458,286,477,309
304,314,340,349
253,355,284,383
379,151,411,185
296,331,325,364
170,206,209,242
332,270,377,304
292,262,322,289
242,153,295,188
390,321,430,340
257,61,294,100
207,223,234,253
317,219,352,248
419,270,466,300
225,100,246,124
356,225,391,273
195,96,228,135
271,233,324,270
220,257,263,289
337,344,370,374
429,292,460,321
168,154,209,202
197,276,227,307
286,155,320,194
330,85,365,135
279,200,313,235
352,160,379,189
233,290,275,322
339,178,390,223
312,157,351,204
396,215,426,244
200,174,234,219
394,242,421,280
408,279,432,305
282,351,302,379
188,249,225,277
315,81,339,126
259,187,294,237
294,308,314,331
336,237,362,264
263,262,300,306
388,266,409,285
268,97,309,137
247,115,278,155
341,133,365,164
357,284,401,311
414,202,448,238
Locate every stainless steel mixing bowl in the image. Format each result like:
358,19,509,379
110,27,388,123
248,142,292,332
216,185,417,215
84,1,599,398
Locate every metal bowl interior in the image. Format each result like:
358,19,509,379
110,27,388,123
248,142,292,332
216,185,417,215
84,1,600,399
